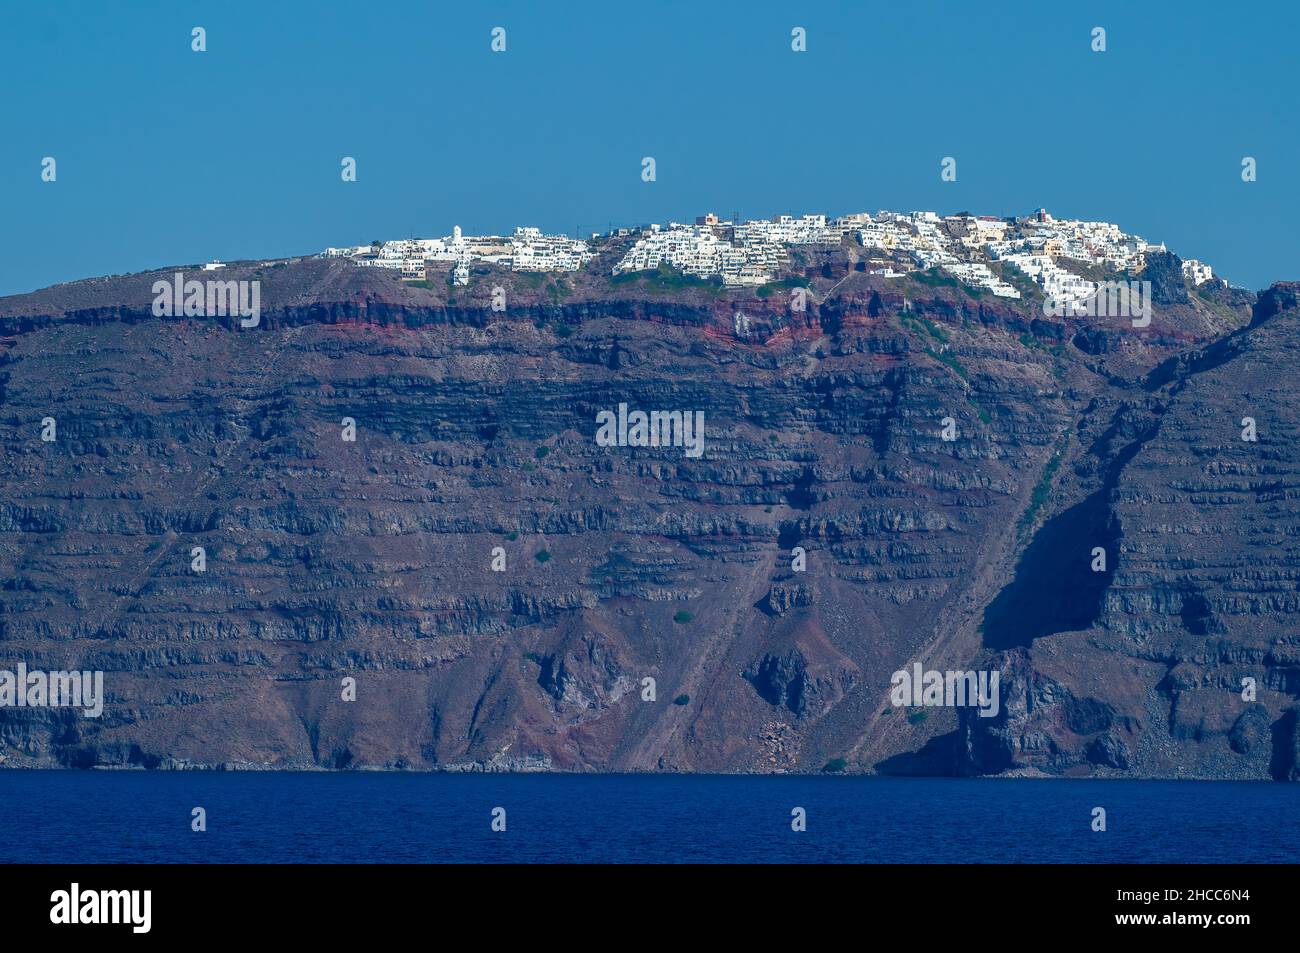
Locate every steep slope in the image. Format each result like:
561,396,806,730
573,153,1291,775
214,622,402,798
962,286,1300,779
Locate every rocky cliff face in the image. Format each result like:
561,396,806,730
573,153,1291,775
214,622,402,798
0,256,1293,778
959,291,1300,780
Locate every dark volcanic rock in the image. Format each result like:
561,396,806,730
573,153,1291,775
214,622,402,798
1229,704,1272,755
1142,250,1190,306
745,650,814,716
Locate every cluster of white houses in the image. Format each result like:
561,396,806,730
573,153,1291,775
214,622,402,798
609,207,1212,301
987,209,1213,306
323,225,593,284
320,208,1214,302
613,213,862,287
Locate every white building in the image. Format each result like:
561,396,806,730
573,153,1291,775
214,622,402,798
510,227,593,272
323,224,589,276
1182,259,1213,285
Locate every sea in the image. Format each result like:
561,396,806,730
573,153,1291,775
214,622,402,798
0,771,1296,864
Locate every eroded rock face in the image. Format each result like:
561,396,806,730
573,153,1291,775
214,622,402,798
746,652,811,715
961,290,1300,780
955,651,1136,776
761,582,813,617
535,632,635,712
0,258,1292,777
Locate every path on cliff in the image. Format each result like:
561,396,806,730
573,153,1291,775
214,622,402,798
620,535,780,770
843,434,1065,771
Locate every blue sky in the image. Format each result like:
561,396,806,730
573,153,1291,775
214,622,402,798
3,0,1297,295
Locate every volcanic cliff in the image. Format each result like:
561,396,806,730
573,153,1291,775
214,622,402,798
0,250,1295,779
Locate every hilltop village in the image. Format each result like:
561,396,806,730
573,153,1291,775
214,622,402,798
324,225,595,287
321,208,1216,310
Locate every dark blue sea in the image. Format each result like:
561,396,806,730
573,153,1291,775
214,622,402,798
0,771,1296,863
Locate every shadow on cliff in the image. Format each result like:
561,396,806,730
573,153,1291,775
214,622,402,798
980,393,1168,650
1270,710,1299,781
873,730,961,776
980,487,1118,650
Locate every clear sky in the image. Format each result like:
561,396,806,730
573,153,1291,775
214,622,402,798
3,0,1297,295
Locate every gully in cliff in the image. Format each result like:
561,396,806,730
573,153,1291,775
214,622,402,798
595,402,705,458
